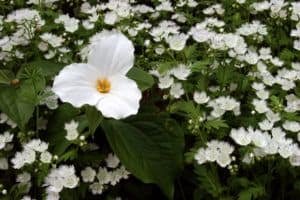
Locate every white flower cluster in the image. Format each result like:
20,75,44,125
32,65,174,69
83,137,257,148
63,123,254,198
11,139,52,169
237,21,268,37
54,14,79,33
195,140,234,167
207,96,240,118
203,4,225,16
44,165,79,200
81,153,130,195
230,127,300,166
0,9,44,61
150,64,191,99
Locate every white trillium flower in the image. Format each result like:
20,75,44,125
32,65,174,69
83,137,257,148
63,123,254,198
52,32,142,120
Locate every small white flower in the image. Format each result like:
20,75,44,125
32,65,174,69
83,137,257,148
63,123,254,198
16,172,31,183
252,99,269,113
194,148,206,165
165,33,188,51
40,151,52,163
55,14,79,33
216,154,231,168
81,167,96,183
23,149,36,164
283,121,300,132
294,40,300,51
105,153,120,168
193,91,210,104
266,111,281,123
259,119,274,131
155,45,165,55
40,33,65,48
0,131,13,150
170,83,184,98
38,42,48,52
256,89,269,100
96,167,111,185
171,64,191,80
104,11,118,25
63,175,79,188
89,182,103,195
158,75,174,89
278,144,294,158
189,28,211,43
290,154,300,166
218,97,239,111
230,127,252,146
249,128,267,148
64,120,79,141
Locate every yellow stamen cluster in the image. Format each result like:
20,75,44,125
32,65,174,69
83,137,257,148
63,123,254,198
97,79,111,93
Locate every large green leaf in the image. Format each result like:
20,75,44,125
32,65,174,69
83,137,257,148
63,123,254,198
127,67,154,91
0,65,48,129
0,84,36,130
101,114,184,199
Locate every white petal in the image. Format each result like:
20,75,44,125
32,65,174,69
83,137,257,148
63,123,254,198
52,63,104,107
96,76,141,119
88,32,134,76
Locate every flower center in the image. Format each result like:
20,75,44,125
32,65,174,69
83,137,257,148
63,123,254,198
97,79,111,93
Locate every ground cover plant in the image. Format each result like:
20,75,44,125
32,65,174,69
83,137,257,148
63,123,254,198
0,0,300,199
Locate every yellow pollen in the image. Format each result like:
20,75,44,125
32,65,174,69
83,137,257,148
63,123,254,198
97,79,111,93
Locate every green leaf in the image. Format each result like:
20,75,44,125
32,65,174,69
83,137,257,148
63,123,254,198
0,84,36,129
0,69,14,84
157,61,177,74
18,65,46,100
85,106,103,135
204,119,229,130
168,100,198,117
184,44,198,60
195,165,224,198
216,66,234,87
191,59,212,72
238,185,265,200
19,60,64,79
0,66,48,129
58,148,78,162
127,67,154,91
279,49,294,61
101,114,184,199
